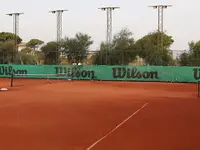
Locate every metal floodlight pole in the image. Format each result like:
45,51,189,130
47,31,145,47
99,6,120,44
148,5,172,32
99,6,119,64
49,9,67,42
49,9,67,64
6,12,24,64
149,5,172,65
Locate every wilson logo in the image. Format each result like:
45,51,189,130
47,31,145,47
112,67,159,79
0,66,27,75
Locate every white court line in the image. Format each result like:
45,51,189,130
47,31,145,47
86,102,148,150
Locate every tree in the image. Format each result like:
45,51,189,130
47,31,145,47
61,33,93,64
179,52,191,66
135,31,174,66
93,28,137,65
0,41,6,63
111,28,137,65
34,51,44,64
86,52,98,65
91,42,109,65
189,41,200,65
21,47,33,54
15,48,43,65
26,39,44,51
41,41,58,64
0,40,15,64
179,40,200,66
15,52,37,64
0,32,23,64
0,32,22,44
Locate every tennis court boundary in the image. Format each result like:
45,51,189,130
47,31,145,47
86,102,148,150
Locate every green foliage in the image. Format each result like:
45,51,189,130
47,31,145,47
93,28,137,65
39,33,93,65
61,33,93,63
112,28,137,65
21,47,33,54
179,40,200,66
14,49,43,65
135,31,174,65
0,32,23,64
93,30,174,66
179,52,191,66
0,30,183,66
41,41,58,64
34,51,44,64
0,40,16,64
91,42,109,65
0,32,22,44
26,39,44,50
15,52,37,64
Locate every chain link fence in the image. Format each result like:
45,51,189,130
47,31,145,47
1,49,197,66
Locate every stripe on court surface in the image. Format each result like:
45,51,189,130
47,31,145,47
86,102,148,150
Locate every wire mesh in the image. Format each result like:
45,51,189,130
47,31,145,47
1,49,200,66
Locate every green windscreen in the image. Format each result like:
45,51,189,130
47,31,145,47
0,64,200,83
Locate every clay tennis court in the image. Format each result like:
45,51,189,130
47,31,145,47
0,78,200,150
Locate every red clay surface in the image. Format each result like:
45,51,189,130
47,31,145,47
0,78,200,150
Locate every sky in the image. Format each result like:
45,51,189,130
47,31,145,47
0,0,199,54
